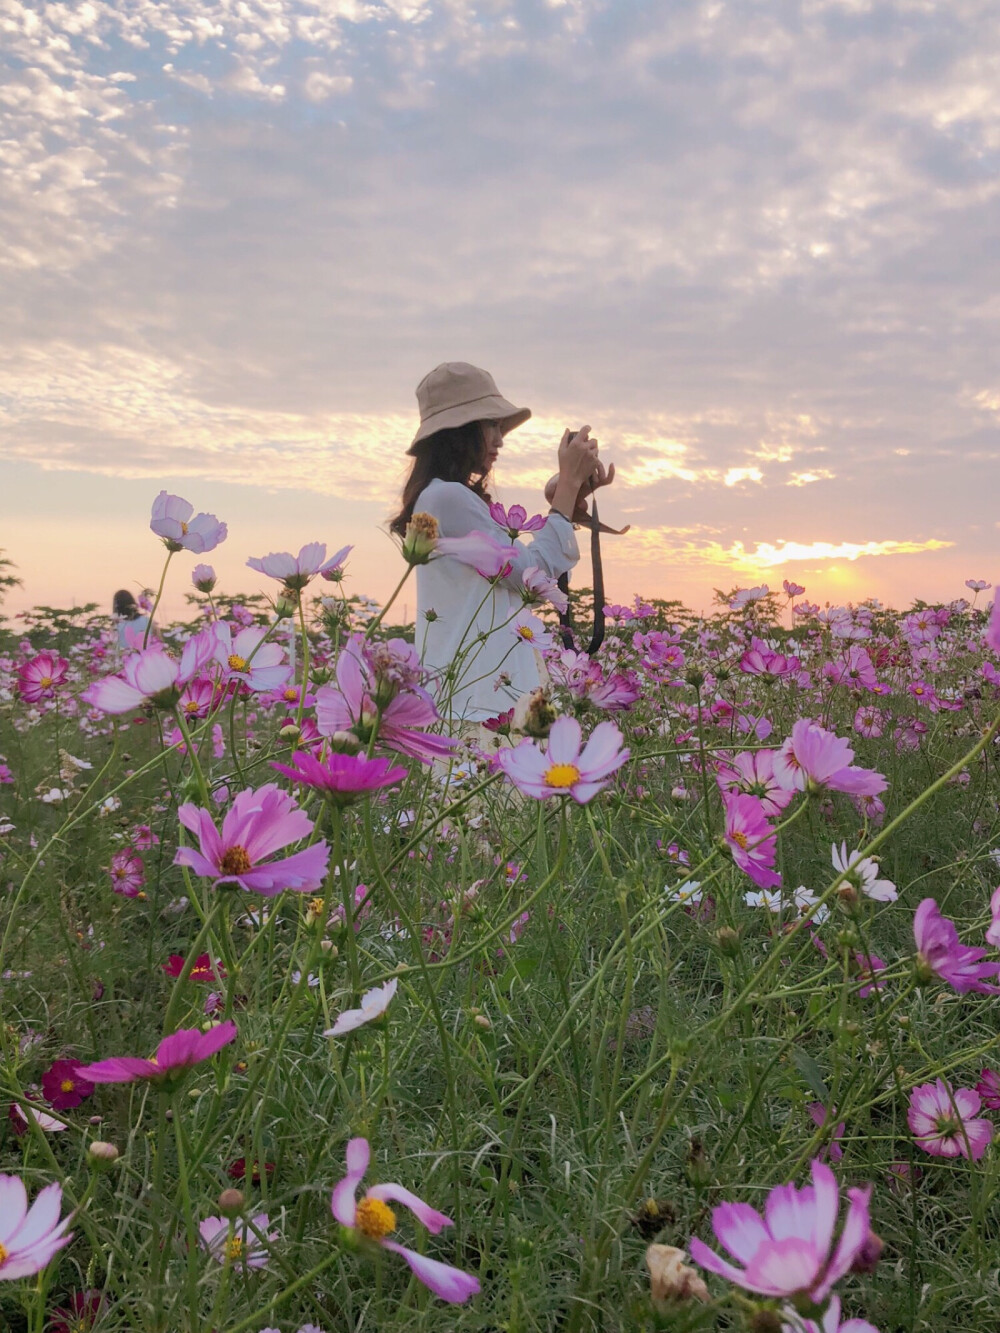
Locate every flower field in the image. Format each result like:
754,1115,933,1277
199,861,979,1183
2,501,1000,1333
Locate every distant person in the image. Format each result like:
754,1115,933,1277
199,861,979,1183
113,589,150,652
390,361,614,724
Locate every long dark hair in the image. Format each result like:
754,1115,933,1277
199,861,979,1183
389,421,493,537
112,589,140,619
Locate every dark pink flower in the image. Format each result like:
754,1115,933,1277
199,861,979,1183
740,638,801,681
175,784,330,896
271,750,407,807
50,1289,106,1333
41,1060,94,1110
17,651,68,703
913,898,1000,994
908,1079,992,1159
161,953,226,983
974,1068,1000,1110
722,793,780,889
985,597,1000,655
75,1020,237,1085
109,849,145,898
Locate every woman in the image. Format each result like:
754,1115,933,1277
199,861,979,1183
112,589,150,653
390,361,613,725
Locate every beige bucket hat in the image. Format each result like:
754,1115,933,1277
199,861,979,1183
408,362,531,453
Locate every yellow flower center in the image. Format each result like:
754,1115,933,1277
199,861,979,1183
517,626,535,641
184,700,200,713
225,1236,243,1261
60,1078,75,1093
544,763,581,789
220,845,253,875
181,520,189,535
0,1241,7,1265
228,654,248,671
283,688,297,701
730,831,749,850
356,1196,396,1239
39,676,53,688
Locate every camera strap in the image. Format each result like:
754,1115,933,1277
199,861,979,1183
555,484,630,657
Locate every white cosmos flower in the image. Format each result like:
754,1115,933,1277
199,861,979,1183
324,978,398,1036
831,842,898,902
666,881,703,905
13,1103,67,1133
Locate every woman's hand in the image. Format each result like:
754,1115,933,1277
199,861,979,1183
557,426,600,488
546,449,616,523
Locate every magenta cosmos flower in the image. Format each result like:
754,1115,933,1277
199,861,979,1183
331,1138,480,1304
41,1060,94,1110
688,1158,871,1303
213,624,291,693
175,784,330,896
271,750,407,807
109,848,145,898
150,491,227,554
489,502,547,538
984,595,1000,654
17,651,69,704
908,1079,993,1160
434,530,515,579
913,898,1000,993
773,719,887,797
722,793,781,889
0,1175,73,1280
75,1020,237,1085
199,1213,277,1269
498,716,629,804
247,542,352,592
975,1068,1000,1110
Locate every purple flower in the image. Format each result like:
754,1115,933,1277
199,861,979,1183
774,719,887,797
150,491,227,554
199,1213,277,1269
331,1138,480,1304
688,1158,871,1303
175,784,330,896
984,596,1000,655
974,1068,1000,1110
192,564,217,592
908,1079,993,1159
272,750,408,807
498,716,629,804
247,542,351,592
41,1060,94,1110
488,502,547,538
986,884,1000,949
913,898,1000,994
75,1020,237,1085
109,849,145,898
722,793,781,890
0,1175,73,1280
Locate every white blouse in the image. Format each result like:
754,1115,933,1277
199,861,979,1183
413,478,580,723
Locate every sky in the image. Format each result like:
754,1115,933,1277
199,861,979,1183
2,0,999,625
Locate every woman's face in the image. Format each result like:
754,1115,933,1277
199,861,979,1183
479,419,504,475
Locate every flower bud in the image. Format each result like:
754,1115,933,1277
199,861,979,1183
684,668,705,690
275,592,299,619
850,1228,883,1275
88,1141,120,1169
473,1014,492,1030
217,1187,245,1218
192,564,217,593
714,926,741,957
402,512,439,565
279,722,301,740
327,730,361,755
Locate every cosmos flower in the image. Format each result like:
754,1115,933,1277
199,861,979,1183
0,1175,73,1280
722,793,781,890
324,979,398,1036
192,564,217,592
985,596,1000,655
213,624,291,693
434,530,515,579
161,953,226,983
41,1060,94,1110
688,1158,871,1303
779,1295,878,1333
807,1102,845,1162
488,502,547,537
913,898,1000,994
271,750,408,807
75,1020,237,1085
497,716,629,804
17,651,69,704
199,1213,277,1269
907,1079,992,1160
521,565,569,613
715,750,795,819
247,542,352,592
109,849,145,899
81,627,218,714
974,1068,1000,1110
510,612,553,651
175,784,330,896
331,1138,480,1304
150,491,227,554
831,843,897,903
774,719,887,797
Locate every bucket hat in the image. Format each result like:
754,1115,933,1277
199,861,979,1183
408,362,531,453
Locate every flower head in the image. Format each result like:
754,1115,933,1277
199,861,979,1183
435,529,515,580
688,1158,871,1303
161,953,226,983
774,719,887,797
150,491,227,554
109,849,145,898
247,542,349,592
489,502,547,538
331,1138,480,1304
17,651,69,704
192,564,217,593
913,898,1000,993
722,793,781,889
214,624,291,693
780,1294,879,1333
199,1213,277,1269
41,1060,95,1110
831,843,897,903
324,979,398,1036
908,1079,992,1159
75,1020,237,1085
498,716,629,804
0,1175,73,1280
974,1068,1000,1110
175,784,330,897
81,627,218,714
271,750,407,808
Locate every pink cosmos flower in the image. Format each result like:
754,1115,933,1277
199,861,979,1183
434,530,515,580
722,793,781,889
324,979,398,1036
192,564,217,592
489,502,547,537
730,585,769,610
986,884,1000,949
109,849,145,898
0,1176,73,1280
688,1158,871,1302
825,646,877,691
247,542,352,591
175,784,330,896
780,1295,878,1333
966,579,991,592
715,750,795,819
177,677,220,721
907,1079,993,1159
521,565,569,613
807,1103,845,1162
913,898,1000,993
17,651,69,703
320,545,353,581
214,624,291,693
774,719,887,797
853,706,884,739
498,716,629,804
161,953,226,983
975,1068,1000,1110
271,750,407,807
11,1103,66,1134
985,596,1000,655
740,639,801,681
41,1060,94,1110
75,1020,237,1085
331,1138,480,1304
199,1213,277,1269
150,491,227,554
854,952,887,999
511,612,553,650
782,580,806,597
315,637,456,765
82,627,218,714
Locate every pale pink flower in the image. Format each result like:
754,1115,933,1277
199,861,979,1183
774,719,887,797
511,612,553,651
331,1138,480,1304
247,542,351,591
11,1103,67,1134
82,627,218,714
434,530,515,579
199,1213,277,1269
521,565,569,613
966,579,991,592
0,1175,73,1280
489,502,547,537
688,1158,871,1302
908,1079,992,1159
324,979,398,1036
498,716,629,804
192,564,217,592
109,848,145,898
780,1294,879,1333
730,585,769,610
852,706,884,739
986,884,1000,948
782,580,806,597
715,750,794,819
150,491,227,554
831,843,897,903
214,624,291,692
